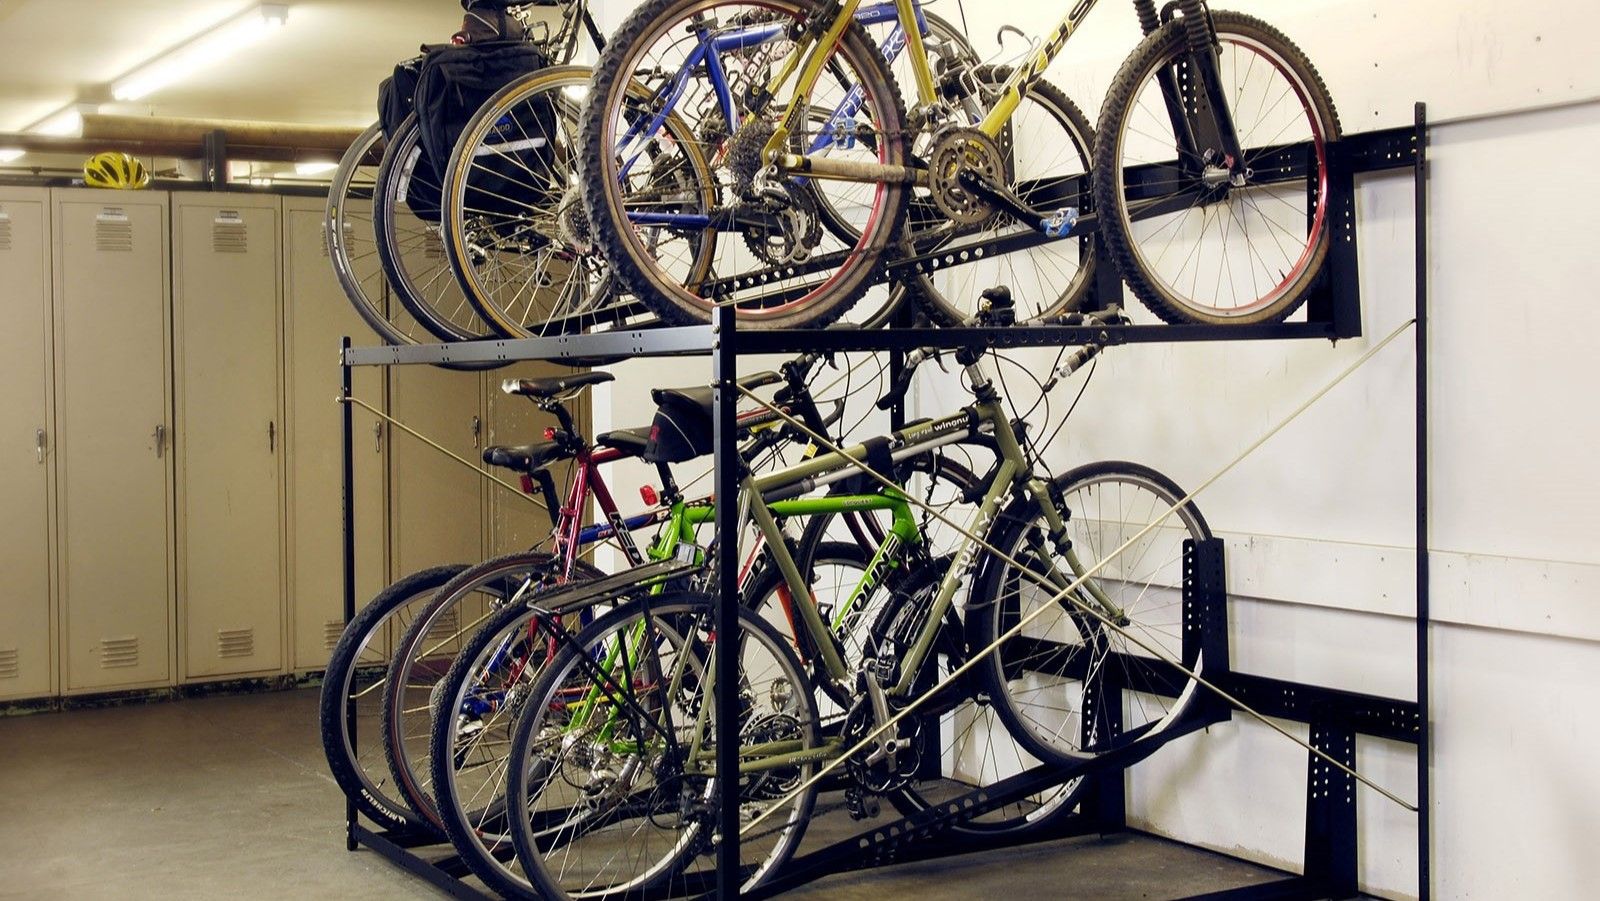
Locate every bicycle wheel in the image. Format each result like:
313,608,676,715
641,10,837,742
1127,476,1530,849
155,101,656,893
800,8,980,329
911,67,1097,324
429,597,592,897
1093,11,1341,325
868,560,1085,834
383,551,603,833
443,66,635,339
970,461,1215,766
580,0,911,330
506,593,819,898
741,540,869,714
373,113,502,342
317,564,468,833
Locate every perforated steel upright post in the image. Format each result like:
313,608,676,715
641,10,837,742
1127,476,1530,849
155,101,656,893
712,305,741,897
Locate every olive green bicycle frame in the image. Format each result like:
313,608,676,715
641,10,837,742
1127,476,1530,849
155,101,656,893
761,0,1105,182
686,386,1115,777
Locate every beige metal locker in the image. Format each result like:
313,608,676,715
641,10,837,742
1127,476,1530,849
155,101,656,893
173,194,285,680
53,189,175,693
389,358,484,585
283,197,387,672
0,189,56,701
483,363,587,558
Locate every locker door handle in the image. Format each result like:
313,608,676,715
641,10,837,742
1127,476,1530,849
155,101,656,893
154,424,167,458
471,416,482,449
268,421,276,453
374,421,384,453
36,429,47,464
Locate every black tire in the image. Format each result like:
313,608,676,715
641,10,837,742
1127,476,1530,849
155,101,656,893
912,67,1097,325
804,8,980,330
381,550,602,833
442,65,635,340
373,113,501,343
505,593,819,898
326,123,404,345
870,559,1087,835
428,590,598,898
317,564,468,833
1093,11,1341,325
969,461,1215,768
579,0,911,330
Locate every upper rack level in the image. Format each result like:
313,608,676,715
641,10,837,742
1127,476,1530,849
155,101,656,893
342,121,1421,369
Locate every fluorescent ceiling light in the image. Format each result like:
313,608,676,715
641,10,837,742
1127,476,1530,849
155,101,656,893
294,160,338,176
112,4,289,102
31,106,88,136
0,148,25,163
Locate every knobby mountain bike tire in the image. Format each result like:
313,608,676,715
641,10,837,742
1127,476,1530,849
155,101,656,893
579,0,911,330
1093,11,1341,325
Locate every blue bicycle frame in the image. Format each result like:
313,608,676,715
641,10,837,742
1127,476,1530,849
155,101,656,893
618,0,933,231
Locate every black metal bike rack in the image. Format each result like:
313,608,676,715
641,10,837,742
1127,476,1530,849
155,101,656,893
336,108,1431,900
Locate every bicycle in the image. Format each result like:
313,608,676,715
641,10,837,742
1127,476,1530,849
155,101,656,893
581,0,1338,330
450,3,985,336
499,288,1218,897
327,1,607,346
319,363,805,839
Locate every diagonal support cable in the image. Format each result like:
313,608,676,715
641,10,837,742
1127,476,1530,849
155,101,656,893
736,319,1422,838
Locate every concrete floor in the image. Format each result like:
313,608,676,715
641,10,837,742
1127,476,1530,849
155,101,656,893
0,689,1283,899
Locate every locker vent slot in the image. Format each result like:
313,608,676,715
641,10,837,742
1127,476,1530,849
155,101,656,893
218,628,255,659
426,608,461,646
95,220,134,253
324,620,345,651
0,217,12,252
213,213,248,253
0,648,18,679
424,235,444,261
100,637,140,668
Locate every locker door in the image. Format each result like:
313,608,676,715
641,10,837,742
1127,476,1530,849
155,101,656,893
0,189,55,701
173,195,284,679
283,197,387,672
53,190,174,693
483,363,588,558
389,360,484,586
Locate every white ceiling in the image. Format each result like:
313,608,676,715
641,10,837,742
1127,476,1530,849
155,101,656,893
0,0,468,132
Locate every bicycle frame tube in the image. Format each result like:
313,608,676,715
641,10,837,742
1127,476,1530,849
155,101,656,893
976,0,1103,138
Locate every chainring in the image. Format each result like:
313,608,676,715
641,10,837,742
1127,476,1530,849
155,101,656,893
927,126,1005,227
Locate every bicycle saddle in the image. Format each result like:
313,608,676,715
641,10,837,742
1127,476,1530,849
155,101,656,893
502,371,614,399
482,441,574,474
595,426,652,456
643,372,782,464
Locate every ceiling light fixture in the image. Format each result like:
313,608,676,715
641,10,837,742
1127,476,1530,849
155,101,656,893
294,160,338,176
0,148,25,163
111,4,289,103
28,104,96,137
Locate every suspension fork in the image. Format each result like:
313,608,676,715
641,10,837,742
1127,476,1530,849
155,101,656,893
1173,0,1245,173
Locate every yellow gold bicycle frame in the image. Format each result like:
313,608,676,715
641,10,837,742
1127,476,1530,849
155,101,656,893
759,0,1106,182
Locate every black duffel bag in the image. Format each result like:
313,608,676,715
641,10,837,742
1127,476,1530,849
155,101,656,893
413,41,550,194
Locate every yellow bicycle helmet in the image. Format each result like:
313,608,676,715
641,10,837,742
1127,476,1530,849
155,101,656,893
83,152,151,190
